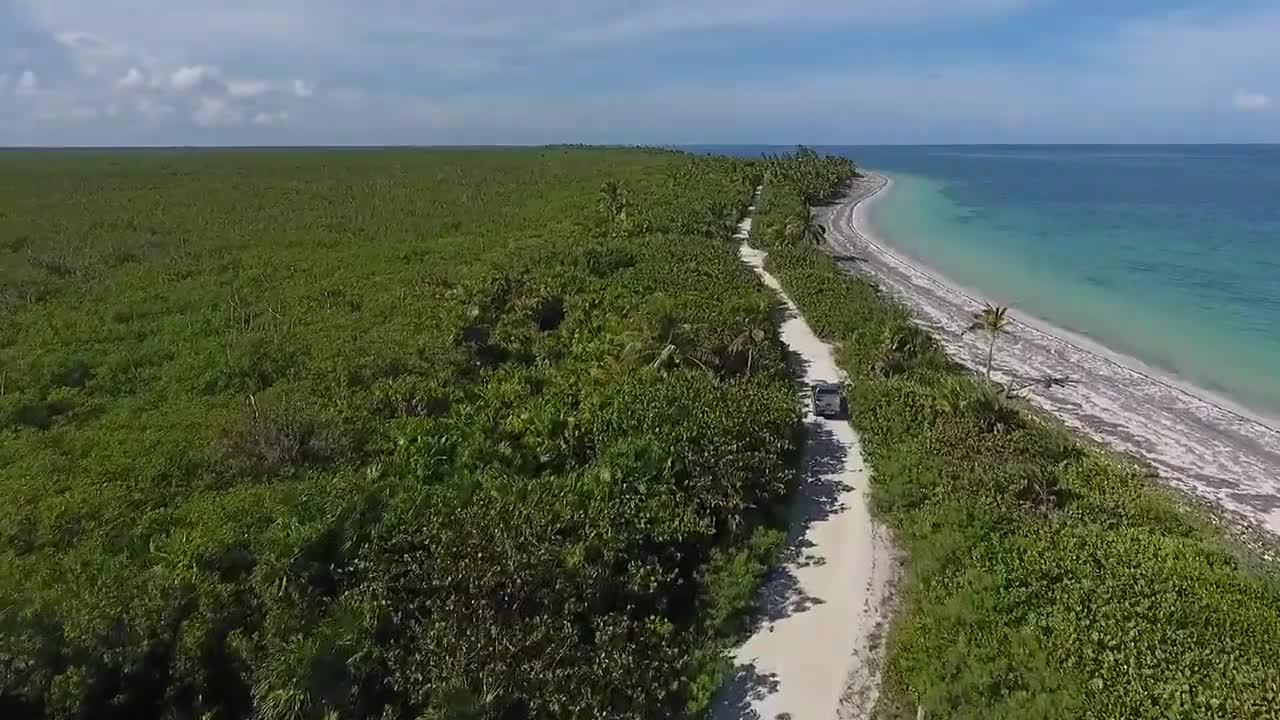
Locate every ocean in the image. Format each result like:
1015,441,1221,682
839,145,1280,421
700,144,1280,421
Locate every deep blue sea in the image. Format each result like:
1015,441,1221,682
697,145,1280,418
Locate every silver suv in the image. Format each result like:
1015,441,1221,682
811,382,846,419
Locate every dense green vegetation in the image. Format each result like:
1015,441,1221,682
0,148,801,718
755,151,1280,718
10,145,1279,719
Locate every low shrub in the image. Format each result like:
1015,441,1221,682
216,399,347,478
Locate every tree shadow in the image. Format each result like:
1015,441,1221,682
771,301,813,383
809,183,853,209
781,347,812,386
707,423,852,718
707,663,780,720
830,253,869,264
768,295,799,326
754,422,851,626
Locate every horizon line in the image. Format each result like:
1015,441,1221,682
3,142,1280,151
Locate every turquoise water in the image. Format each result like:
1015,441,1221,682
839,146,1280,417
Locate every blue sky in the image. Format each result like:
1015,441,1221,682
1,0,1278,145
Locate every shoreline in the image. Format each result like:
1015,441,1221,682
823,172,1280,537
853,174,1280,433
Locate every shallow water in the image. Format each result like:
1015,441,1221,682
841,145,1280,420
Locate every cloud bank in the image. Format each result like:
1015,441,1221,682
1,1,1278,145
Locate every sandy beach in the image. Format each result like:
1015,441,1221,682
821,173,1280,538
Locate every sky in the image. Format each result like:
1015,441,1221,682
1,0,1278,146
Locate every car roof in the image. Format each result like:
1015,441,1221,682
813,382,842,391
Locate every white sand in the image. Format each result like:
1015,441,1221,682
709,198,898,720
824,173,1280,537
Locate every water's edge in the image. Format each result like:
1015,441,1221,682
820,172,1280,537
861,174,1280,431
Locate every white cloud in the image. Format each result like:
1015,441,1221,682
292,79,315,98
69,106,99,120
19,1,1035,59
16,70,39,95
55,30,108,48
252,110,289,126
171,65,223,92
1232,91,1270,112
135,97,175,119
0,73,8,92
228,80,270,98
531,0,1034,50
118,67,146,89
172,66,276,100
55,30,141,77
193,96,242,127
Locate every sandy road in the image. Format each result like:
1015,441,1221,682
708,197,898,720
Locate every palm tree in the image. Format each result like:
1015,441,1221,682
624,312,707,371
727,325,769,376
1008,373,1074,395
874,323,937,377
599,179,628,222
785,215,827,246
965,303,1010,381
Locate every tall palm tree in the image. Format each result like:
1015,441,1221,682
965,304,1010,381
624,312,707,371
727,325,769,376
785,215,827,246
599,179,628,222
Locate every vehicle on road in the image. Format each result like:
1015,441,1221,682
811,382,846,419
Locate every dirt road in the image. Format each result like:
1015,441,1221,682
709,198,897,720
